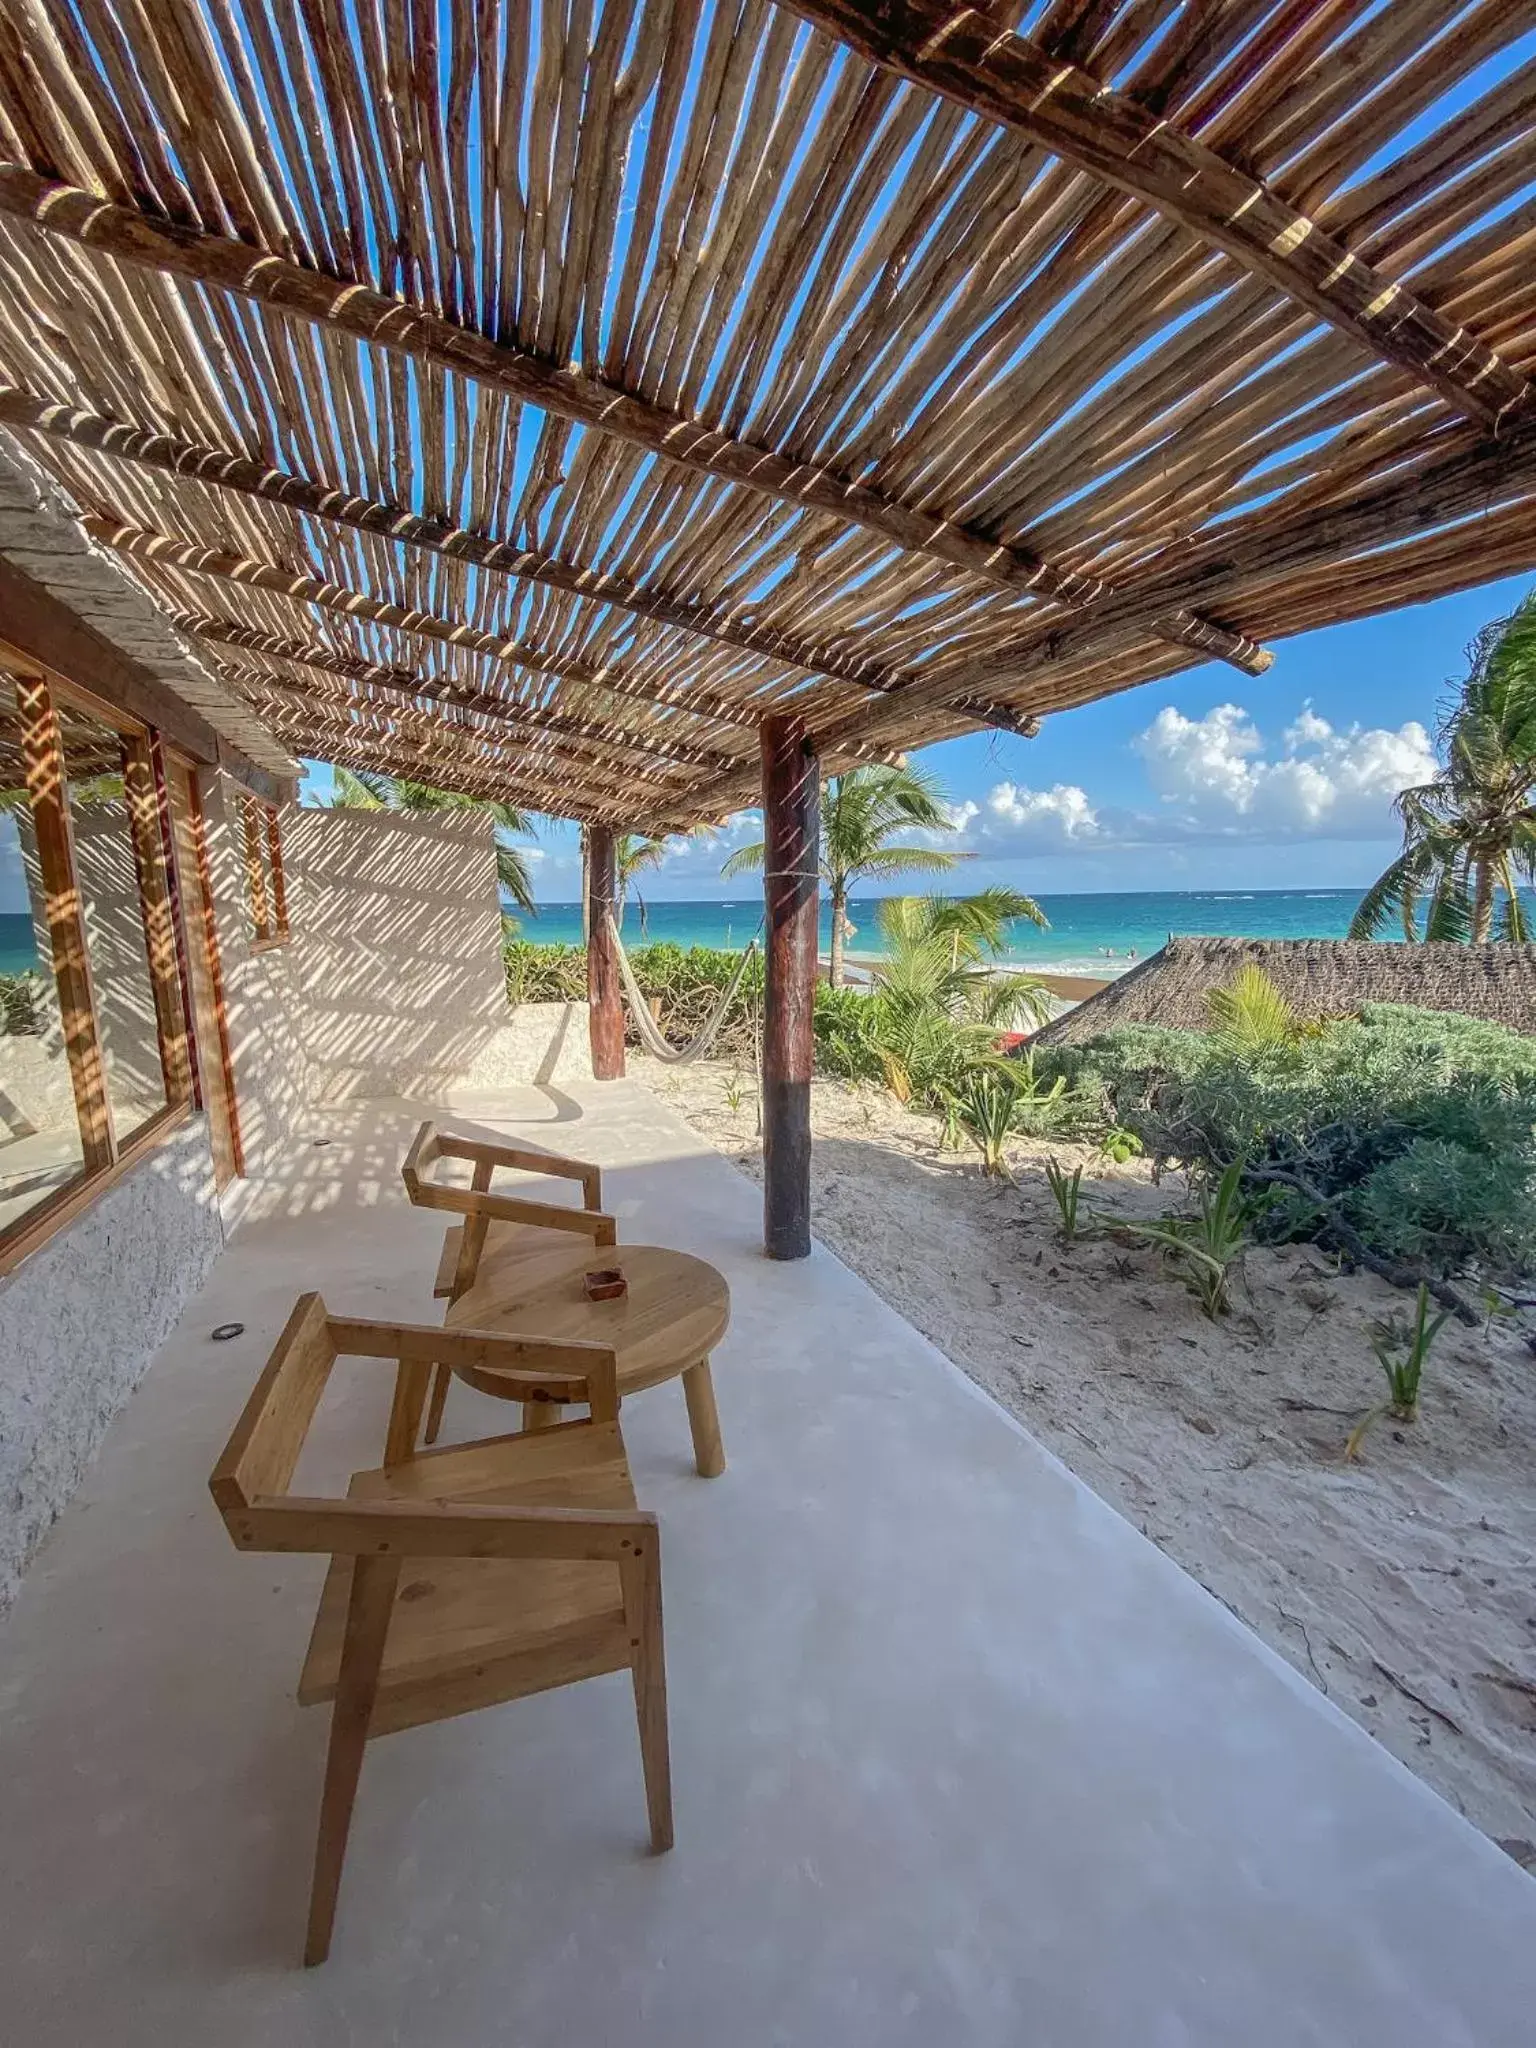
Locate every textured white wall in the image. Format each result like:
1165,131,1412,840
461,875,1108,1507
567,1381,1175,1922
285,804,526,1101
0,1119,222,1609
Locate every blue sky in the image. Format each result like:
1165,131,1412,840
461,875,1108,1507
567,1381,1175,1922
302,569,1535,903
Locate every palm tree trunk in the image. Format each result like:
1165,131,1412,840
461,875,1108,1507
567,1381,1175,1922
1472,858,1495,943
830,883,846,987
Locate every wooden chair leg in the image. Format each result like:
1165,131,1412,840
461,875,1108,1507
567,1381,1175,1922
681,1359,726,1477
422,1363,452,1446
384,1358,430,1466
621,1540,673,1854
305,1555,399,1966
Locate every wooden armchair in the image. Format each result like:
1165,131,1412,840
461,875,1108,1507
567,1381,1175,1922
400,1120,617,1451
210,1294,672,1967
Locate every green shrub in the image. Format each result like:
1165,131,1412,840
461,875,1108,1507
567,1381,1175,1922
1349,1137,1536,1271
1050,1004,1536,1278
0,972,41,1035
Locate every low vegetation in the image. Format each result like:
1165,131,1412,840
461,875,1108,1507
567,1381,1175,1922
1115,1159,1252,1320
1039,999,1536,1295
1346,1284,1452,1460
510,933,1534,1307
0,970,41,1035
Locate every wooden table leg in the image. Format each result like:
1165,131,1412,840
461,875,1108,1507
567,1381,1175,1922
681,1359,726,1477
521,1398,562,1432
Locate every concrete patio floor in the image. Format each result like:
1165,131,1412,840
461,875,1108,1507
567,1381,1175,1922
2,1078,1533,2046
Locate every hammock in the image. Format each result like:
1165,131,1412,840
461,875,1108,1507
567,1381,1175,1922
606,913,760,1066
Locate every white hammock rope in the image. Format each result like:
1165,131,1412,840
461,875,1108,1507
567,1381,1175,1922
605,913,761,1066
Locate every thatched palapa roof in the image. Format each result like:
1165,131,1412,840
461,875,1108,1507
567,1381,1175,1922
0,4,1531,826
1037,939,1536,1044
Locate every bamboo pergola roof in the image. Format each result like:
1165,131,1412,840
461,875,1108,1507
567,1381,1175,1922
0,1,1531,827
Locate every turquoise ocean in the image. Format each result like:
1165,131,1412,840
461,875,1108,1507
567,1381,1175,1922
12,889,1515,983
509,889,1378,979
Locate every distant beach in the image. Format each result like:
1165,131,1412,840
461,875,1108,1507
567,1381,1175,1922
511,888,1378,979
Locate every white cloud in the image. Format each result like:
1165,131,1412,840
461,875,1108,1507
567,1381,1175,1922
955,700,1435,860
981,780,1101,847
1132,701,1435,840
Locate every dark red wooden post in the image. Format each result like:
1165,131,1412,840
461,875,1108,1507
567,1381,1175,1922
586,823,625,1080
761,715,820,1259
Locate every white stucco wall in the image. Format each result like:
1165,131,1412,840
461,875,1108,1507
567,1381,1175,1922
0,1117,223,1609
282,805,591,1100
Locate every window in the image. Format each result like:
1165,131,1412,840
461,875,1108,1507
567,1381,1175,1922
241,793,290,943
0,661,193,1260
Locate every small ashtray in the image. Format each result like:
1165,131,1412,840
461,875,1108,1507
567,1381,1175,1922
584,1267,627,1302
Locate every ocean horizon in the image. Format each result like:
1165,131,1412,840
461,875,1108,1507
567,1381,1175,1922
10,887,1524,985
510,887,1383,979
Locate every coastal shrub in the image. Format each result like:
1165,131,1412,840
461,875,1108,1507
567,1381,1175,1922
505,938,765,1057
0,971,42,1035
1046,1004,1536,1278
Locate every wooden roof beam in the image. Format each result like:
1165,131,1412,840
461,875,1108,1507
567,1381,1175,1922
0,551,292,803
224,665,704,798
945,412,1536,707
177,612,748,780
247,671,671,806
778,2,1530,434
259,698,635,823
0,172,1270,692
0,384,1031,732
78,515,777,740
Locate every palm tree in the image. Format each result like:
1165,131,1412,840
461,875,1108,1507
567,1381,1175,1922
327,767,540,912
873,890,1052,1032
615,833,668,935
721,761,1025,984
1351,591,1536,943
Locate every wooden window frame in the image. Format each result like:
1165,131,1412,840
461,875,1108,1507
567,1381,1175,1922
0,660,198,1276
241,791,291,947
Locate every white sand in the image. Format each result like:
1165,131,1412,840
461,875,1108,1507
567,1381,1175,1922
637,1054,1536,1866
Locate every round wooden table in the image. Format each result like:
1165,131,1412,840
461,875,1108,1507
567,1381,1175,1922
445,1240,732,1475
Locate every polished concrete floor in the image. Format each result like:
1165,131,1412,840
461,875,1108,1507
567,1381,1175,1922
2,1079,1533,2046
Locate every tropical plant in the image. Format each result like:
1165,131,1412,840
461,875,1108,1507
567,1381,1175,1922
946,1065,1021,1178
328,767,540,911
1045,1156,1084,1241
1041,1005,1536,1284
872,890,1052,1033
722,762,1012,984
1207,963,1307,1050
1351,588,1536,943
1119,1159,1251,1319
614,833,668,933
1345,1283,1450,1458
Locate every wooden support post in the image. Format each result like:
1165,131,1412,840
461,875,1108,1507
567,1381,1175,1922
122,735,193,1104
586,823,625,1081
242,796,272,939
265,807,289,935
761,716,819,1260
17,673,116,1172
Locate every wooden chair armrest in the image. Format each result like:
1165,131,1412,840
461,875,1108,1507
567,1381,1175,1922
413,1183,618,1245
435,1132,604,1210
227,1496,657,1563
326,1315,619,1418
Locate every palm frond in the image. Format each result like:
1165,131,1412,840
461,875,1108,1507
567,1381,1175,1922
719,839,765,879
1207,964,1299,1050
